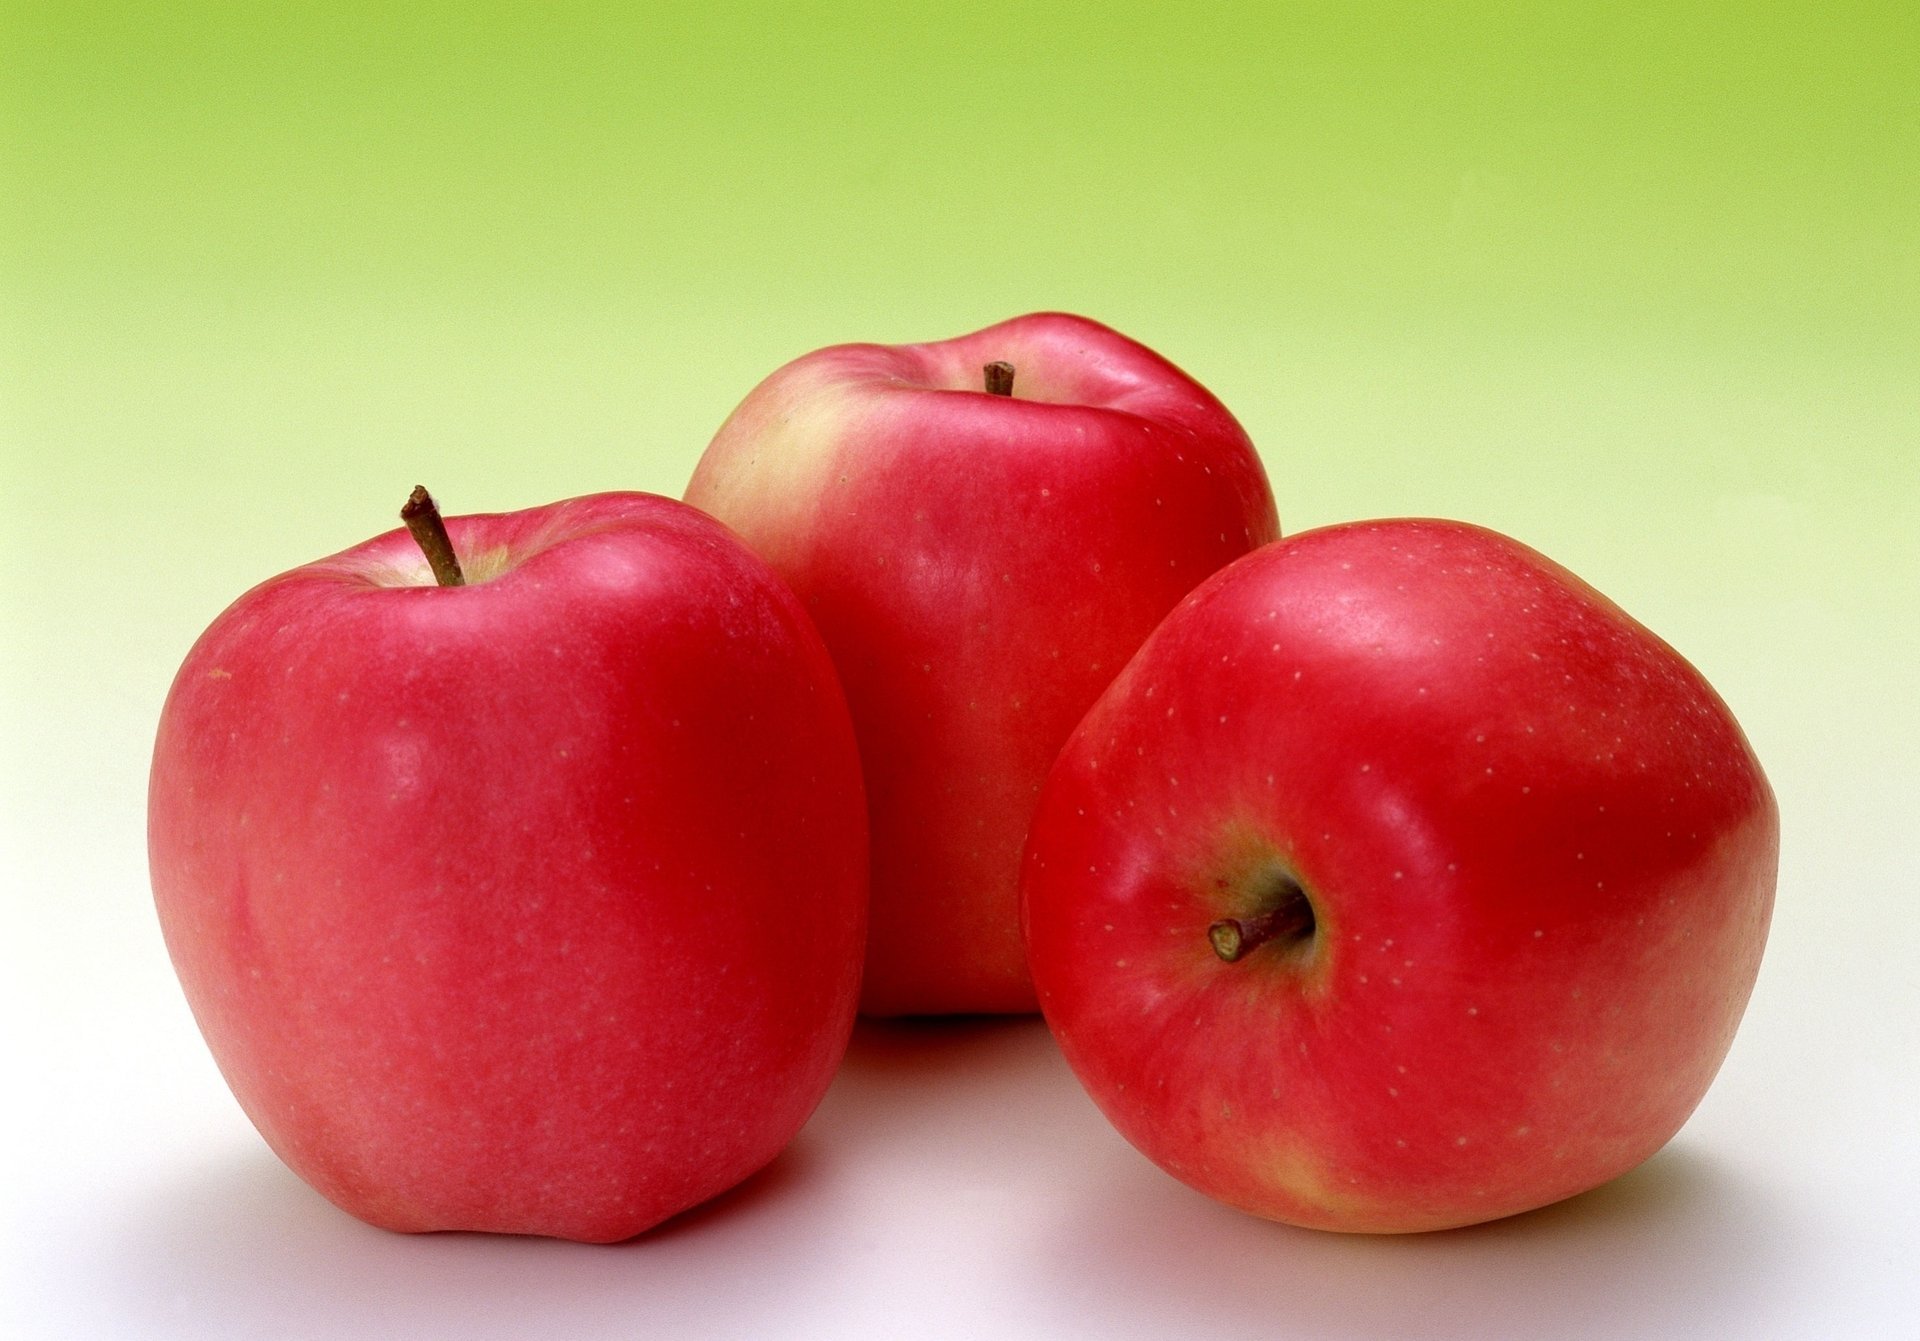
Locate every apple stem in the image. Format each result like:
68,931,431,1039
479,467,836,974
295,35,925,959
984,361,1015,396
1209,881,1315,962
400,486,466,587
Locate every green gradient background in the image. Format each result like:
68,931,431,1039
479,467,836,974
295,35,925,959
3,0,1916,1148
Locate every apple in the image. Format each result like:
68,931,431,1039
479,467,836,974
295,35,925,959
1020,519,1777,1231
686,312,1279,1015
148,489,867,1242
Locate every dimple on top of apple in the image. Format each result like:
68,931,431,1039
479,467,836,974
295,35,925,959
1021,518,1777,1233
688,312,1280,1015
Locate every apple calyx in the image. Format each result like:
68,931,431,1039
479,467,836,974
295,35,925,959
983,361,1016,396
1208,875,1316,962
400,485,467,587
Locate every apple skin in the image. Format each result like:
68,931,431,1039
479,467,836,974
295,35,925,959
1021,519,1777,1232
148,492,867,1242
686,312,1278,1015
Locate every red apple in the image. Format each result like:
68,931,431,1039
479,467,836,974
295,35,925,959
1021,519,1777,1231
148,490,867,1242
686,312,1278,1015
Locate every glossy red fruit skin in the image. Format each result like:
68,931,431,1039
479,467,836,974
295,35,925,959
149,492,867,1242
687,312,1279,1015
1022,519,1777,1232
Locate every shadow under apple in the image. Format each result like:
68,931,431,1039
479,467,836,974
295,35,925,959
1024,1139,1796,1341
806,1016,1099,1177
95,1018,1083,1338
97,1130,844,1339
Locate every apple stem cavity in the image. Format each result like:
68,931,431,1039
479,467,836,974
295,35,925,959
1208,877,1316,962
400,486,467,587
983,361,1016,397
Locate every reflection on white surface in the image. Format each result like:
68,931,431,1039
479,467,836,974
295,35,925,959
12,1015,1850,1340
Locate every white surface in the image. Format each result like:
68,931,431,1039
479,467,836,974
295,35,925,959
4,774,1916,1340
